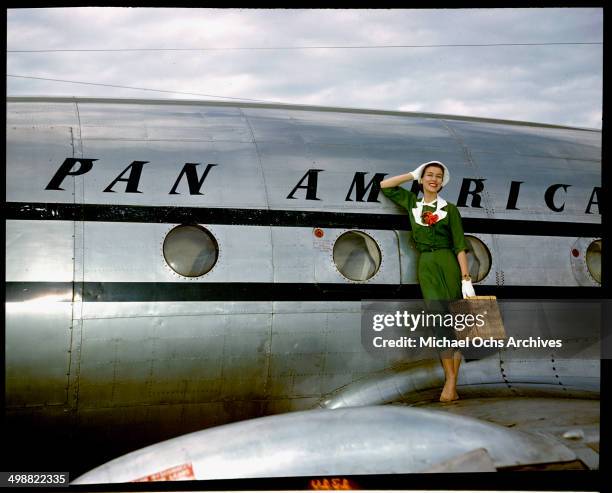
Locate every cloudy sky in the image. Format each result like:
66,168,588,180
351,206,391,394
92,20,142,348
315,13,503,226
7,8,603,129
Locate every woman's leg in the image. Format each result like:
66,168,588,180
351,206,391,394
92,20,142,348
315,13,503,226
453,350,462,374
418,251,463,402
439,350,459,402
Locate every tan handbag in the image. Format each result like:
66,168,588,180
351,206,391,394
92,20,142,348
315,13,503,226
449,295,506,340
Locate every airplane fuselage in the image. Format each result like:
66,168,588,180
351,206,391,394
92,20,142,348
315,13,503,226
5,97,602,475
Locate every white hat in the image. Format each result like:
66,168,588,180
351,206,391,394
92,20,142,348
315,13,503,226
417,161,450,187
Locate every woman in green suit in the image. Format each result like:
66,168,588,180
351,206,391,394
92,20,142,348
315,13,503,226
380,161,475,402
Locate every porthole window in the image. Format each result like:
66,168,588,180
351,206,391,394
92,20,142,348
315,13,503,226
163,225,218,277
465,235,492,283
333,231,381,281
586,239,601,284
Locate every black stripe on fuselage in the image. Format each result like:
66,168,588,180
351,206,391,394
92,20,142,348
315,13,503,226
5,281,604,302
5,202,602,237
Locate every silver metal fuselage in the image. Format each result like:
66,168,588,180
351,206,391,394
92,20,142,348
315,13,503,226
5,97,601,474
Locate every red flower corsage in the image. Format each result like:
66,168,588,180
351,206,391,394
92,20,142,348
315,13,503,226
422,211,439,226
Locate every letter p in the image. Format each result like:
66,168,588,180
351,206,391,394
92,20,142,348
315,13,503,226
45,158,98,190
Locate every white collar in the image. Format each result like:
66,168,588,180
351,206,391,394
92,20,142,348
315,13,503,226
412,195,448,226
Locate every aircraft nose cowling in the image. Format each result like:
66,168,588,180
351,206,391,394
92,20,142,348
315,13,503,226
71,406,576,484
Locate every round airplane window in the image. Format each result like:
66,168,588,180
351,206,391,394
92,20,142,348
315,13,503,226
163,225,218,277
333,231,381,281
465,235,492,283
586,239,601,284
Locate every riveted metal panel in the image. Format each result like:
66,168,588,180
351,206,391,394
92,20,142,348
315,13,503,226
77,139,266,208
74,102,264,208
77,103,252,143
7,101,79,126
5,301,73,407
251,141,317,208
6,125,77,203
243,108,488,215
268,308,397,400
270,228,316,283
271,227,398,284
8,97,593,131
78,312,272,409
467,153,600,222
82,124,149,140
552,359,600,391
6,220,74,282
238,112,303,144
243,108,460,213
81,301,274,319
289,111,437,147
82,223,405,284
445,119,601,160
244,108,453,148
396,231,420,285
494,235,580,286
271,301,361,313
82,223,272,282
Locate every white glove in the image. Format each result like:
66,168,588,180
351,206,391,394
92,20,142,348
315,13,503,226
410,162,429,182
462,279,476,298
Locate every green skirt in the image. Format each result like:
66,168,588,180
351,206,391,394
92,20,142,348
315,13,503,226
418,248,462,301
418,248,462,344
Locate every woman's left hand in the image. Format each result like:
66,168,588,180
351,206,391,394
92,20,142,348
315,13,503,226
462,279,476,298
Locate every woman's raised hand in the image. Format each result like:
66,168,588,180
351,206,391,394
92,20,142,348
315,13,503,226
410,163,429,182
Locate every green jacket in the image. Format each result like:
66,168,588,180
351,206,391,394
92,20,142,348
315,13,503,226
382,186,468,255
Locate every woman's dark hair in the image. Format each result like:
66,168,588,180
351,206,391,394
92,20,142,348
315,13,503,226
418,163,445,193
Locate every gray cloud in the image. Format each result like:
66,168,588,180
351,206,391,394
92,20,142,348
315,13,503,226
7,8,602,129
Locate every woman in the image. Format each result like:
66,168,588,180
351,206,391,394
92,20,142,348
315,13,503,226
380,161,475,402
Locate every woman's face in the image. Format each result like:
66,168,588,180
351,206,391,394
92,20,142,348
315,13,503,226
422,165,444,194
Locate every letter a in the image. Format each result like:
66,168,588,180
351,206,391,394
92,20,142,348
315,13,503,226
585,187,600,214
287,169,324,200
103,161,149,193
